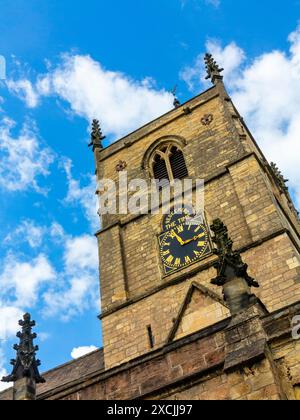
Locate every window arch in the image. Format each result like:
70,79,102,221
150,144,189,185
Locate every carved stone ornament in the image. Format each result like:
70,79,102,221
210,219,260,316
116,161,127,172
183,107,192,115
88,119,106,152
204,53,224,84
270,162,289,193
2,313,45,384
173,97,181,109
171,85,181,109
201,114,214,126
210,219,259,289
270,162,299,219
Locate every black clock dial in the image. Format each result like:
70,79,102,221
159,208,210,275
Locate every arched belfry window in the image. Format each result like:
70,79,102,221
150,144,188,186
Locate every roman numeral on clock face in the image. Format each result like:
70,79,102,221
166,255,174,264
198,241,206,247
176,225,184,233
174,258,181,267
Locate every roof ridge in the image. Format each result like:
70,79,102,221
40,348,103,377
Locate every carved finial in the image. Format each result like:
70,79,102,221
210,219,259,316
88,119,106,152
171,85,181,109
211,219,259,289
270,162,299,219
270,162,289,193
204,53,224,84
1,313,45,384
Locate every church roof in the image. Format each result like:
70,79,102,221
0,348,104,400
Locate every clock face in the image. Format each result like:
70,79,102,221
159,207,211,275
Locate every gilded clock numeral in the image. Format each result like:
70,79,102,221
194,226,201,233
197,241,206,247
194,250,201,257
162,250,170,256
185,256,191,264
174,258,181,267
166,255,174,264
177,225,184,234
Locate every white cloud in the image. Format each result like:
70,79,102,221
0,117,54,192
49,222,65,241
0,349,10,392
4,220,66,249
181,25,300,209
0,308,23,391
71,345,98,359
8,54,174,139
0,373,10,392
205,40,245,85
63,158,99,230
6,79,39,108
5,220,45,249
0,306,24,342
43,272,97,321
43,234,99,321
0,307,24,391
180,40,245,90
0,215,99,323
64,235,99,271
0,232,98,386
0,254,56,307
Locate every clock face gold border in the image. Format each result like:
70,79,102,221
158,208,211,276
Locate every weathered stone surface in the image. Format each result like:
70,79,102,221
2,66,300,400
224,305,267,372
95,83,300,370
1,300,299,400
13,377,36,401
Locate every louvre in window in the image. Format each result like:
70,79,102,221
153,154,170,189
151,143,188,187
170,147,188,180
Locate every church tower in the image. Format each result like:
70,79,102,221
2,54,300,401
94,55,300,373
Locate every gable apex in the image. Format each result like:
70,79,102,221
167,282,230,343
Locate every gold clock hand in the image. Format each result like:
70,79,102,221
183,233,205,246
173,231,185,246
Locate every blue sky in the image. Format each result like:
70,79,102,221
0,0,300,385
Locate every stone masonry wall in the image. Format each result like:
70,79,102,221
102,233,300,369
98,154,299,313
157,358,282,401
0,302,295,400
96,86,300,369
41,304,300,401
